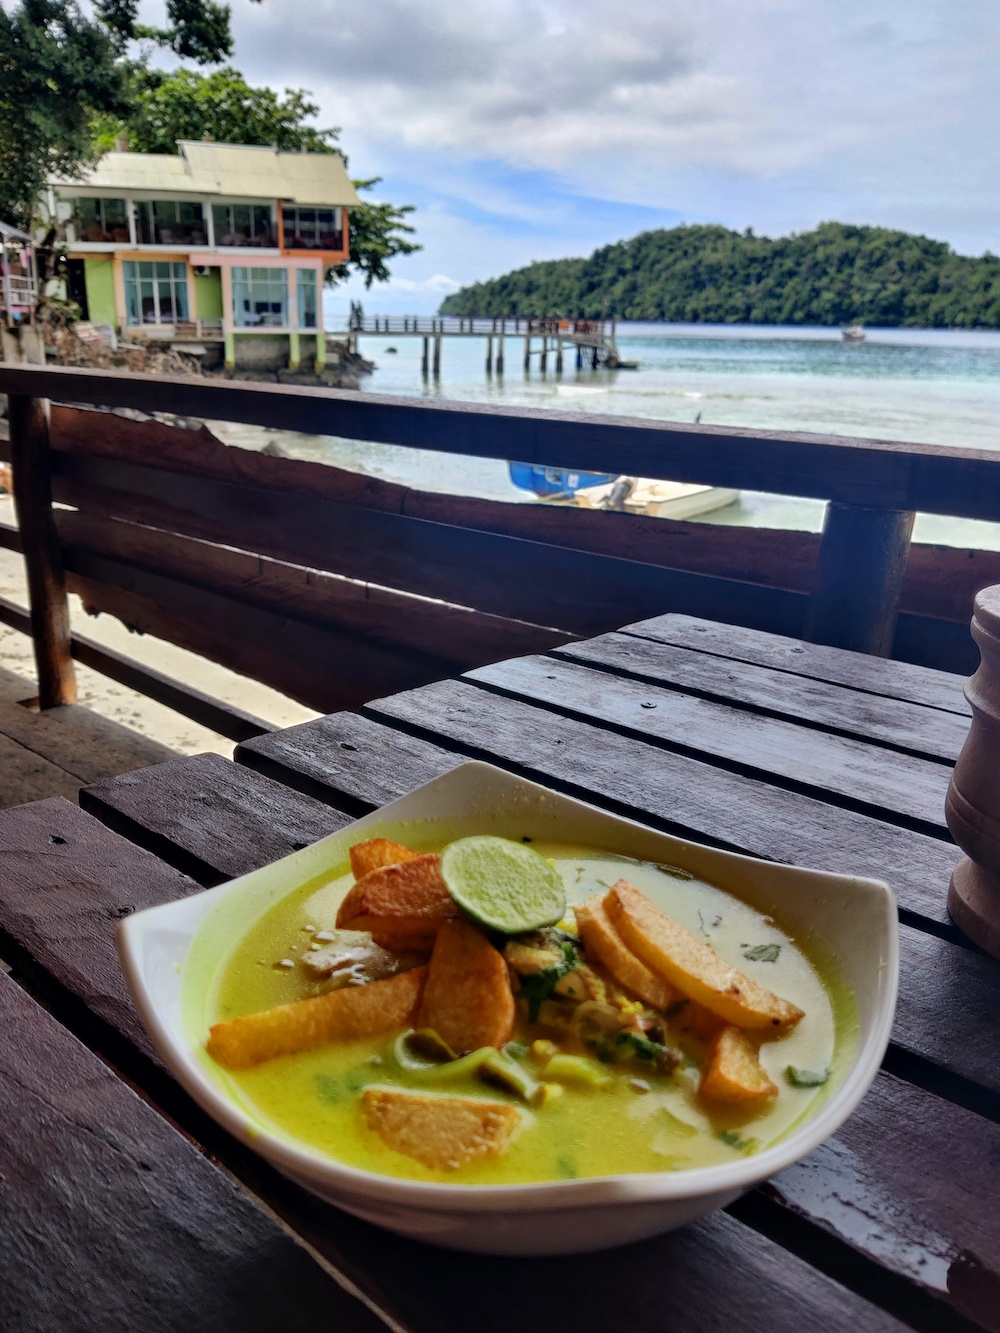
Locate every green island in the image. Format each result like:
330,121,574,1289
439,222,1000,328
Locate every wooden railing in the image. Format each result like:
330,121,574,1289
0,363,996,735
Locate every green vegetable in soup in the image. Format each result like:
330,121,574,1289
784,1065,830,1088
390,1030,544,1105
514,939,580,1022
542,1053,613,1088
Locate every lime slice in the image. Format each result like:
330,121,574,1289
440,836,566,934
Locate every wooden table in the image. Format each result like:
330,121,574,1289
2,613,998,1333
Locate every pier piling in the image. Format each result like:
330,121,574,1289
496,335,504,375
485,335,493,375
524,334,531,372
421,335,429,379
556,338,564,374
432,334,442,377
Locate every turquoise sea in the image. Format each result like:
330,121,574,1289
219,322,1000,550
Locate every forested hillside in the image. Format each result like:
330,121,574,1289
439,223,1000,327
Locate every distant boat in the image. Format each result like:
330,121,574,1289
842,325,866,342
508,464,738,519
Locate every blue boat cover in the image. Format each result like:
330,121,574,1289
508,462,618,497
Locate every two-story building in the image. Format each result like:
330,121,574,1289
48,141,360,372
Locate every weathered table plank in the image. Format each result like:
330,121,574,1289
80,751,351,883
559,631,968,761
0,796,196,1056
237,710,462,813
467,655,953,830
625,614,971,715
765,1071,1000,1330
0,972,386,1333
0,799,916,1333
355,682,959,927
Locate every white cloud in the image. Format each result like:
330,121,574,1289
219,0,1000,297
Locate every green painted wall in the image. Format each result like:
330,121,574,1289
83,257,117,326
195,269,223,320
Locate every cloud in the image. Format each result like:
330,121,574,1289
221,0,1000,294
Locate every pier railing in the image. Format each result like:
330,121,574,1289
350,315,613,338
0,363,996,733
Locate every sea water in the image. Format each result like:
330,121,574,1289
210,322,1000,550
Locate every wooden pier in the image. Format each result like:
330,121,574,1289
344,314,627,376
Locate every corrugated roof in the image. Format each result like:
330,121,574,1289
51,143,361,206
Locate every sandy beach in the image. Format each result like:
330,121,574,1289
0,495,318,758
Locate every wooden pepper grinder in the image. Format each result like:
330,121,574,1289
946,584,1000,958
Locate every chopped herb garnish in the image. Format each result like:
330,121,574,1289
656,863,694,880
742,943,781,963
719,1130,761,1153
615,1031,662,1062
785,1065,830,1088
315,1069,367,1104
504,1040,531,1061
697,910,711,940
516,941,578,1021
556,1156,578,1179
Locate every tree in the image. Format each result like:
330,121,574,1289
439,222,1000,329
0,1,129,230
111,66,420,288
108,65,340,155
0,0,247,231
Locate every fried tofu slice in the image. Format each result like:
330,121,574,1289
605,881,804,1032
700,1025,778,1104
363,1087,520,1171
206,966,426,1070
336,853,458,950
418,918,515,1053
349,837,421,880
575,895,676,1011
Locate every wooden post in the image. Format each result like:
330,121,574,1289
485,335,493,375
496,334,505,376
806,502,915,656
432,334,442,376
540,337,548,373
8,395,77,707
556,338,564,373
576,345,583,371
524,334,531,371
421,335,429,378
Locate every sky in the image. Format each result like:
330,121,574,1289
182,2,1000,313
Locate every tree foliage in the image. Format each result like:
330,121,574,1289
0,1,419,290
440,222,1000,329
105,65,340,154
0,1,129,229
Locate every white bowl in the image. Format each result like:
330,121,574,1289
118,760,898,1255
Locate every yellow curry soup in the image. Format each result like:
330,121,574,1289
205,840,852,1185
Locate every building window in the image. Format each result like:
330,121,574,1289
123,261,190,325
212,204,275,248
297,269,318,328
232,266,288,326
135,200,207,246
71,198,129,243
282,206,343,251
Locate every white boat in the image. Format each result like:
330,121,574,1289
842,325,866,342
559,477,740,520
